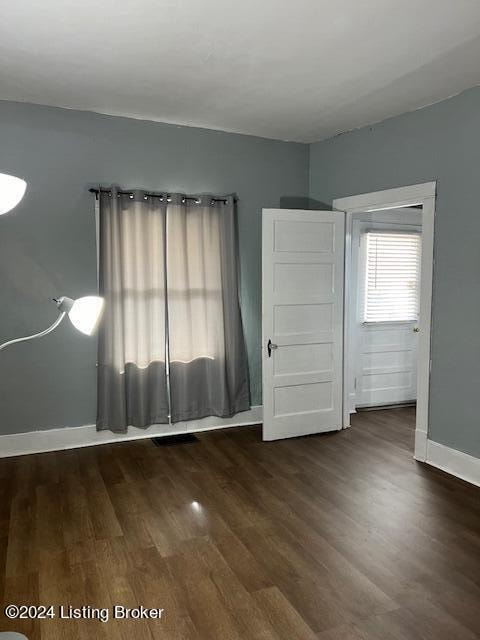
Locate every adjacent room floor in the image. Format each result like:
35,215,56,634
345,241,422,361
1,407,480,639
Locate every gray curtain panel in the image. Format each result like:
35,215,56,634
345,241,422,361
97,190,169,432
97,189,250,433
167,195,250,422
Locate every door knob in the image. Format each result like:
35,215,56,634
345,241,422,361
413,327,419,333
267,339,278,357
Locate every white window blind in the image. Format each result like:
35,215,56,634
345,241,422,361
363,231,421,323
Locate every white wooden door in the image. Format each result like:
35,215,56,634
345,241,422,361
351,219,421,408
356,323,418,407
262,209,345,441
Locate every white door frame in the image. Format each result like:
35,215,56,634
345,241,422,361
333,182,436,462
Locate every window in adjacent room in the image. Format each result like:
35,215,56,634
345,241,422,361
361,231,421,323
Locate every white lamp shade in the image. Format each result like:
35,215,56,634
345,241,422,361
68,296,104,335
0,173,27,215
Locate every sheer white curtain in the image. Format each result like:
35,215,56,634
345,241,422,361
97,189,249,432
167,198,224,364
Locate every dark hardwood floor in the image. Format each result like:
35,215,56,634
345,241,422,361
1,407,480,639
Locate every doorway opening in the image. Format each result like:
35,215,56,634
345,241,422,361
347,207,422,452
333,183,436,461
349,207,422,413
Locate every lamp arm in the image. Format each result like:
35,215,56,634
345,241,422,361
0,312,66,352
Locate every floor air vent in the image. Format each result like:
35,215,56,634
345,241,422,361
151,433,199,446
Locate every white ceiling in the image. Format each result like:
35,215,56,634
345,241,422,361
2,0,480,142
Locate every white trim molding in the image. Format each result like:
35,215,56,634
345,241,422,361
333,182,436,213
414,429,428,462
425,440,480,488
0,406,263,458
333,182,436,462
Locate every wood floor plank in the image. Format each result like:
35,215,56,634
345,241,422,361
1,407,479,639
253,586,318,640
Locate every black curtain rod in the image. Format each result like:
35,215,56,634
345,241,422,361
89,188,235,204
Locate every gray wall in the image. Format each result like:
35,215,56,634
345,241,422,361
4,88,480,458
309,87,480,459
0,101,308,435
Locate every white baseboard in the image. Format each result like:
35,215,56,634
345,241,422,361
3,410,479,489
424,439,480,488
0,406,263,458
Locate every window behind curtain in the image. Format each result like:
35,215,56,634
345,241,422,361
96,190,250,433
167,202,224,364
362,231,421,323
